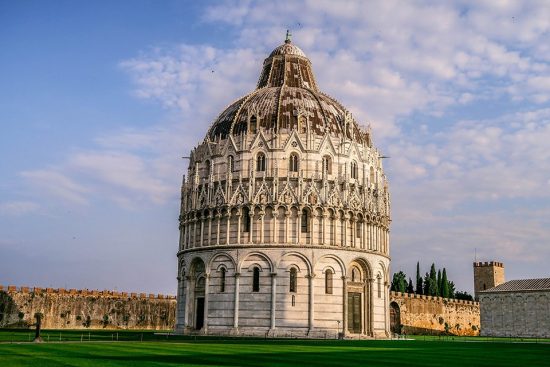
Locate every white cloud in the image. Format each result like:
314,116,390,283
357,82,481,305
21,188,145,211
20,170,91,205
0,201,40,216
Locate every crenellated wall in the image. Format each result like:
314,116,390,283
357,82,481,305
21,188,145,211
0,285,176,330
389,291,480,336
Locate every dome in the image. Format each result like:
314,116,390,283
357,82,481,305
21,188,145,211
268,41,307,58
206,38,371,147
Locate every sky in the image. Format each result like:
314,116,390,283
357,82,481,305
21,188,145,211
1,0,549,295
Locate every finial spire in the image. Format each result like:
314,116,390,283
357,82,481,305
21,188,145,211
285,29,292,43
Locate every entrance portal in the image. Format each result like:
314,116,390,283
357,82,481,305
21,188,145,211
347,292,362,333
390,302,401,334
195,297,205,330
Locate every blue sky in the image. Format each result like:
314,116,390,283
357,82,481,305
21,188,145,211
1,0,549,294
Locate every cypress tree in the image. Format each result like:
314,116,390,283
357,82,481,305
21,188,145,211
424,272,431,295
429,264,437,296
415,262,421,294
437,269,442,296
442,268,450,298
407,278,414,293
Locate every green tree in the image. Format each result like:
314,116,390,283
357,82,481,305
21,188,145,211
436,269,442,296
406,278,414,293
429,264,437,296
423,272,431,295
441,268,450,298
454,291,473,301
448,281,456,298
415,262,422,294
391,271,407,293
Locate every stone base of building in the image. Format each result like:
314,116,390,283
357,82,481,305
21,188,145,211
175,325,388,339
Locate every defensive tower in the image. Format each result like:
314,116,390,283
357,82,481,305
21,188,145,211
473,261,505,300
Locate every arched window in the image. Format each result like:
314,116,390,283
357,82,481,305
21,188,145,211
322,155,332,175
256,153,266,172
370,167,375,185
220,268,226,293
252,266,260,292
377,275,382,298
205,160,211,178
301,209,309,233
228,155,234,172
351,267,360,282
250,115,257,134
325,269,333,294
242,207,251,232
289,268,297,293
356,221,362,238
351,161,358,179
289,153,299,172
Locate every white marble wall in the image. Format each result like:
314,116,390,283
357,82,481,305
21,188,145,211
480,291,550,337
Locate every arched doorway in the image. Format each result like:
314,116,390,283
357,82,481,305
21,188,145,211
346,259,372,335
389,301,401,334
189,258,206,330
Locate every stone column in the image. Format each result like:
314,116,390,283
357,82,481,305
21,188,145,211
368,278,374,336
377,226,381,252
203,274,210,333
188,219,193,249
184,276,192,329
225,212,230,244
386,229,390,254
273,208,278,244
200,219,204,247
216,212,221,245
175,275,183,331
207,213,213,246
362,220,366,250
342,276,348,336
249,210,254,244
334,214,340,247
384,281,390,336
350,218,357,247
259,210,265,243
285,210,290,244
237,208,242,244
179,222,185,251
321,212,327,245
342,214,347,247
270,272,277,331
308,274,315,332
297,208,302,244
233,272,240,330
193,219,198,248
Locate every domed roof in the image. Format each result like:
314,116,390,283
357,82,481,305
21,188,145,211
269,40,307,58
206,35,371,146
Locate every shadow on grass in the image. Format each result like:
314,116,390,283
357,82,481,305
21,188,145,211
2,340,550,367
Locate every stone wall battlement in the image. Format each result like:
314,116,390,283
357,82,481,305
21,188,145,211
0,285,175,300
473,261,503,268
390,291,479,306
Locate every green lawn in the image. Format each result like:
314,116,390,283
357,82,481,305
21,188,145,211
0,331,549,367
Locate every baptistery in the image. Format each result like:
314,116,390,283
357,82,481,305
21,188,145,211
176,34,391,338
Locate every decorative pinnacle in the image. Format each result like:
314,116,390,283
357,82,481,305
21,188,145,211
285,29,292,43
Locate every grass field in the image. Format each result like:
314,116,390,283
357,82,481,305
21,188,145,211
1,330,549,366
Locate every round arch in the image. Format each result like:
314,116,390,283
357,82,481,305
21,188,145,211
238,251,274,273
276,251,313,275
